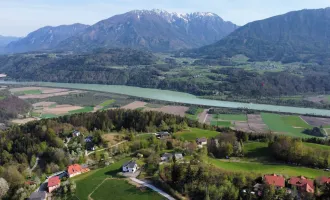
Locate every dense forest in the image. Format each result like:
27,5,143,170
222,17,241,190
1,49,330,103
0,90,31,122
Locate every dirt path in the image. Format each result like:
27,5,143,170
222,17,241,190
198,109,209,124
130,177,176,200
87,140,127,156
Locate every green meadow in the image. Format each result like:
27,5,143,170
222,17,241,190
174,128,219,141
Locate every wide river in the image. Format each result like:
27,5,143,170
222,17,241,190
1,81,330,117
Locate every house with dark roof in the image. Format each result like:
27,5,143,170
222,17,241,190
72,130,81,137
28,191,47,200
263,174,285,188
288,176,314,193
161,153,173,162
196,137,207,146
47,176,61,193
156,132,171,139
122,160,138,173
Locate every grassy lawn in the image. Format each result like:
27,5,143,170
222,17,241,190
73,158,131,200
303,142,330,151
281,115,311,128
208,158,330,178
210,121,232,127
90,179,165,200
244,142,270,158
327,95,330,102
261,113,311,138
14,90,42,95
40,113,58,119
0,96,5,100
100,99,116,107
215,114,247,121
175,128,219,141
69,106,94,114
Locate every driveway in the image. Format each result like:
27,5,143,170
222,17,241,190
130,177,176,200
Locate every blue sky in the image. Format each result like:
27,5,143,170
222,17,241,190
0,0,329,36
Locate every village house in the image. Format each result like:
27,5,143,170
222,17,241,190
196,137,207,146
85,136,93,143
288,176,315,193
156,131,171,139
161,153,173,162
47,176,61,193
319,176,330,185
263,174,285,189
67,164,90,178
67,164,82,178
28,191,47,200
174,153,184,161
72,130,81,137
122,160,138,173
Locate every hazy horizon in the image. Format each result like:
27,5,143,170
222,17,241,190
0,0,329,37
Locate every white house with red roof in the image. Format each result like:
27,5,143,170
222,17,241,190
263,174,285,189
47,176,61,193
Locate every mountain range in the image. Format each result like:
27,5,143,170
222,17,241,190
188,7,330,63
4,9,238,53
5,24,89,53
0,35,20,53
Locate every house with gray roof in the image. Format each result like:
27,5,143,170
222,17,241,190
122,160,138,173
28,191,47,200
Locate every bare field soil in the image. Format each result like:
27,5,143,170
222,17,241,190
146,106,189,117
9,87,43,92
234,122,252,132
247,114,268,133
300,116,330,127
121,101,147,109
11,118,38,125
43,105,83,115
39,88,69,94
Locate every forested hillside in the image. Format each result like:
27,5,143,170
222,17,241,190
0,90,31,122
186,8,330,64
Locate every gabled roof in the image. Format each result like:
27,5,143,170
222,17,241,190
320,176,330,184
162,153,173,158
289,176,314,193
67,164,82,175
174,153,183,160
196,137,207,143
47,176,60,187
123,160,137,168
264,174,285,187
29,191,47,200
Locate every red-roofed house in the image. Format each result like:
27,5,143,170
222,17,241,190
263,174,285,188
47,176,60,193
289,176,314,193
67,164,90,178
67,164,82,178
319,176,330,185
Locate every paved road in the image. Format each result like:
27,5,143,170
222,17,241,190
87,140,127,156
130,178,176,200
